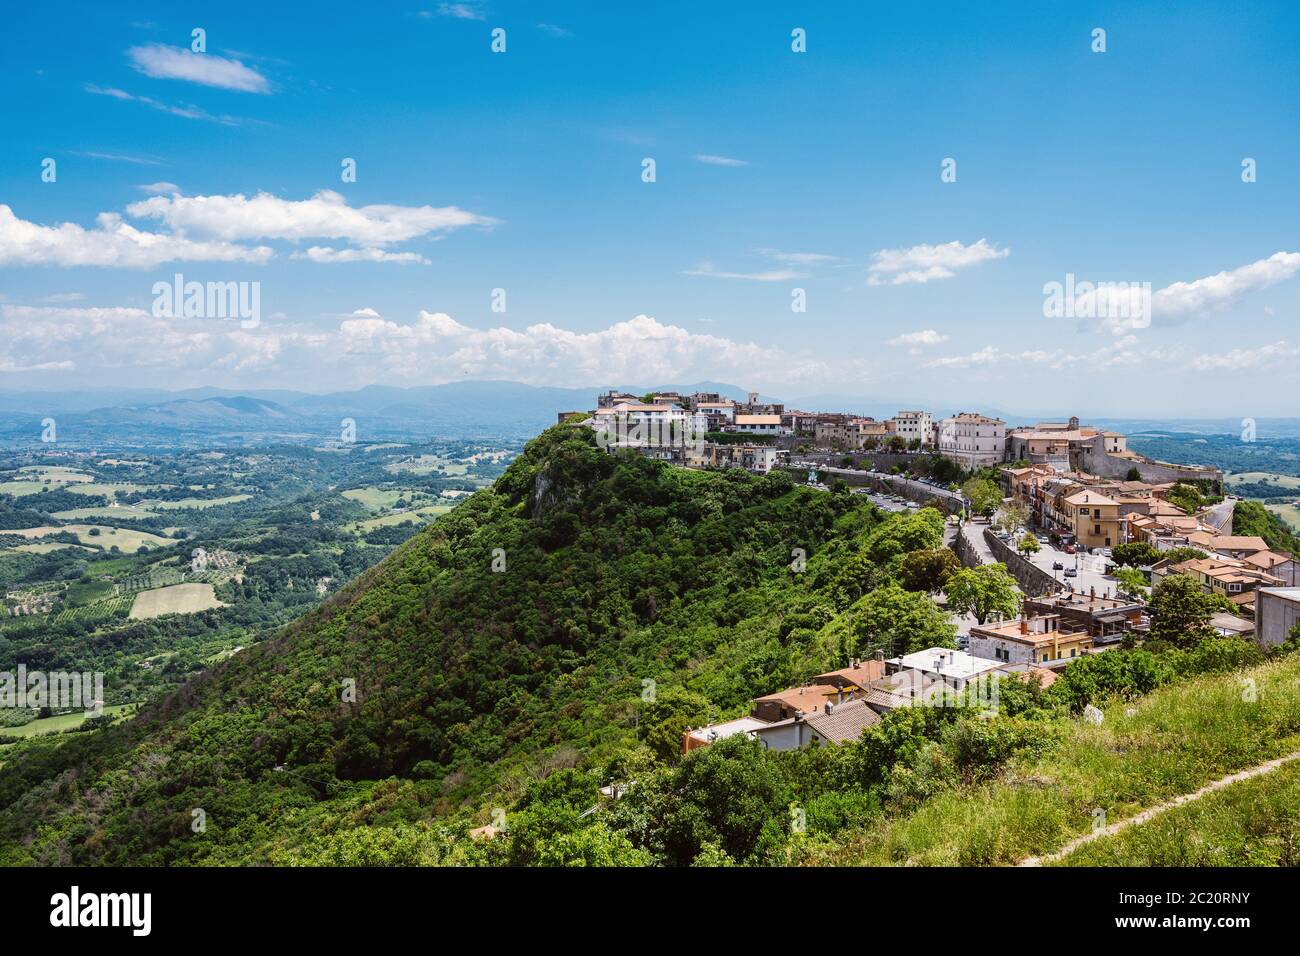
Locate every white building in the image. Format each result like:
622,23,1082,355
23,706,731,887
937,412,1006,469
590,403,706,452
890,410,934,447
732,414,787,436
886,647,1006,691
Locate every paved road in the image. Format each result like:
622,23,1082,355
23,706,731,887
1201,497,1236,533
1021,536,1120,598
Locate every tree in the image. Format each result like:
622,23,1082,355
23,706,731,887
823,583,957,658
899,548,961,594
1160,546,1209,565
1016,533,1041,559
1114,566,1150,600
996,501,1028,536
961,477,1001,518
1126,466,1143,482
1111,541,1161,567
1148,573,1216,647
945,564,1020,625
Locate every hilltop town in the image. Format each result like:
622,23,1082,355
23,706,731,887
573,389,1300,755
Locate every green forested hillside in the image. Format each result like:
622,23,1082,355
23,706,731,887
0,424,952,864
1232,499,1300,556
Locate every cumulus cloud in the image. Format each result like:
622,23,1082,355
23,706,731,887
0,204,272,268
869,238,1008,286
127,44,270,93
138,182,181,195
1187,340,1300,371
126,190,495,245
1154,251,1300,315
1055,252,1300,335
0,307,862,391
887,329,949,352
1,191,492,268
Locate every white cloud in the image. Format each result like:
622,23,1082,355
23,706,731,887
887,329,950,354
126,190,495,245
925,335,1144,371
0,307,864,391
537,23,571,38
1154,251,1300,315
138,182,181,195
755,248,841,265
291,246,430,264
869,238,1009,286
0,204,272,268
434,3,485,20
86,84,250,126
127,44,270,93
1057,251,1300,335
683,261,805,282
1188,340,1300,371
75,150,162,166
694,154,749,167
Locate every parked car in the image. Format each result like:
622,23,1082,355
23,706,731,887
1052,561,1064,571
1064,567,1078,577
1099,548,1113,558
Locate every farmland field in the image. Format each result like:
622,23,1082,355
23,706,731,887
129,583,225,620
3,542,93,554
1266,502,1300,532
139,494,253,510
50,503,159,520
341,487,426,511
1227,471,1300,489
0,703,138,741
9,525,173,553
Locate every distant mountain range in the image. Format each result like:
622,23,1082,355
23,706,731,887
2,382,1299,446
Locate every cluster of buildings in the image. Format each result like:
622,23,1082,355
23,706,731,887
683,639,1071,755
570,392,1221,495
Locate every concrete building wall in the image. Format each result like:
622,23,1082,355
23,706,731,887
1256,590,1300,648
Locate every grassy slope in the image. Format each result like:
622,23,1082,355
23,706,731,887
810,654,1300,866
1055,758,1300,865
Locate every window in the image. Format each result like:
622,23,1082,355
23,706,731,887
1071,648,1077,657
1042,653,1050,663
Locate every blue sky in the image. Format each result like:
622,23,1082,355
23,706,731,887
1,1,1298,416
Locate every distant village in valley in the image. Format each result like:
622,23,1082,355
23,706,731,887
562,388,1300,756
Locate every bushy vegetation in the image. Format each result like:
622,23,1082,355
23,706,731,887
1233,499,1300,556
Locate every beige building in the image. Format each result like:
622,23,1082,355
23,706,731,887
1062,489,1122,549
968,614,1095,666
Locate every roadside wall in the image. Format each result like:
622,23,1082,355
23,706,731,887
983,528,1063,596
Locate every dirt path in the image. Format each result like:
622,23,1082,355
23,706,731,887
1018,750,1300,866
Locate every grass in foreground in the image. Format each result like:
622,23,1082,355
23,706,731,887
805,654,1300,866
1055,757,1300,865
